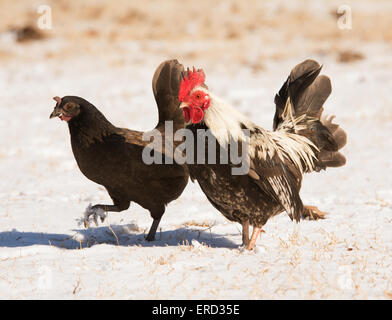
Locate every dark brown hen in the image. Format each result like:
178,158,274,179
50,60,189,241
178,60,347,250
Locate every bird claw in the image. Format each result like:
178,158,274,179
83,204,106,228
239,244,256,254
302,205,327,221
239,245,247,253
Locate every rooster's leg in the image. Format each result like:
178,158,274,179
302,205,327,220
242,220,250,247
145,218,161,242
246,226,262,251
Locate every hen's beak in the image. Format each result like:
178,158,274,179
50,96,63,119
50,108,62,119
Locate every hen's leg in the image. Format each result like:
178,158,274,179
146,207,165,241
302,205,327,220
246,226,262,251
145,218,161,242
242,220,250,247
84,201,130,228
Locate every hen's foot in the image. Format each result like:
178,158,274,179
83,204,107,228
302,205,327,220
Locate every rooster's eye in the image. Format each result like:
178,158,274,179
196,94,201,99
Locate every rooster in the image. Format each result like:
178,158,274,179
178,60,347,250
49,60,189,241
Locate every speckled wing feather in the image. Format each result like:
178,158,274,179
249,153,303,222
152,59,185,130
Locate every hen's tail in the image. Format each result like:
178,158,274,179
273,59,347,172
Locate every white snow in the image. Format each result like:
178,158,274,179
0,0,391,299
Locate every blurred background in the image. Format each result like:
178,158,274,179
1,0,391,62
1,1,391,68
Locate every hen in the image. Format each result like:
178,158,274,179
50,60,189,241
178,60,347,250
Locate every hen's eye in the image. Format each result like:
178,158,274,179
63,103,73,111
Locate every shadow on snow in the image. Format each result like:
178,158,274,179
0,225,239,250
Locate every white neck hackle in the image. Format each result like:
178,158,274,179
195,87,254,146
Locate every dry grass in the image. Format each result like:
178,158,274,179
181,220,214,228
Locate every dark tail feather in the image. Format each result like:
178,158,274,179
316,115,347,170
321,115,347,150
273,59,347,171
317,150,346,169
273,60,325,130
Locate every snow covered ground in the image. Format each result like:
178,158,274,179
0,0,391,299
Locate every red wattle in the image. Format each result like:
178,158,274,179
182,105,204,124
60,115,72,122
190,106,204,124
182,107,191,123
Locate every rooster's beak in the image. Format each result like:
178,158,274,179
179,102,188,109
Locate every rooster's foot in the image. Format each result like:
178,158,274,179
302,205,327,221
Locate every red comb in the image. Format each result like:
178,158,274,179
179,67,205,102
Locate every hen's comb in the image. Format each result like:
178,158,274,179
53,96,62,105
179,67,205,102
